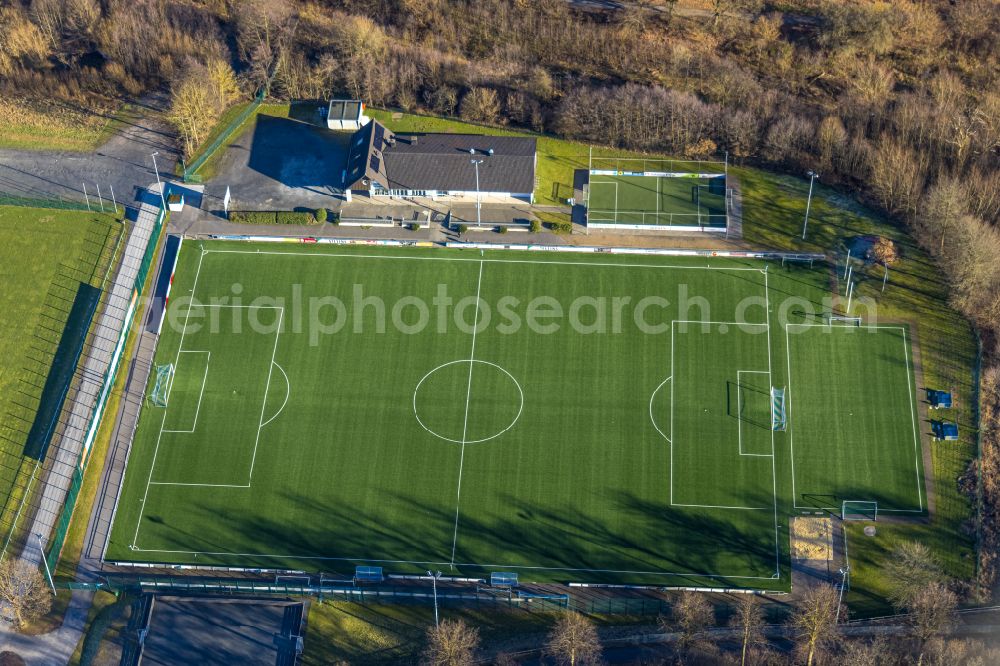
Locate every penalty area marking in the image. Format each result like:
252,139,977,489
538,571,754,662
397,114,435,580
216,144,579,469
649,376,671,443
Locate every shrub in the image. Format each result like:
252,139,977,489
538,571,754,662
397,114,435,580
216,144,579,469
228,211,276,224
409,222,421,231
457,223,469,235
275,211,317,225
550,221,572,234
315,207,327,223
497,225,508,234
530,219,542,233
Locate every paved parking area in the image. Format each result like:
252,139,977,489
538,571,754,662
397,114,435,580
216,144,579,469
204,113,350,214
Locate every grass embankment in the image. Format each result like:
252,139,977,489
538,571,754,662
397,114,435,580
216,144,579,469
0,207,120,546
0,98,133,152
303,600,655,665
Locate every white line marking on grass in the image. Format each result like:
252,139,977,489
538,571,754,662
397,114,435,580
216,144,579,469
450,260,484,567
671,503,771,510
133,244,207,548
736,370,773,457
901,327,924,511
763,269,782,577
161,351,211,434
649,376,672,443
202,249,765,272
124,546,778,580
148,482,249,488
260,362,290,429
414,360,523,444
247,308,285,484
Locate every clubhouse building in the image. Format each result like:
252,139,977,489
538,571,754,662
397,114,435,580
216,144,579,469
343,119,537,204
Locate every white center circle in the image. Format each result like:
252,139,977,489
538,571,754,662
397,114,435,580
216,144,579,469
413,360,523,444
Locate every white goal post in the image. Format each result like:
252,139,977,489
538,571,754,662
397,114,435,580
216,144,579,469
842,500,878,521
825,315,862,327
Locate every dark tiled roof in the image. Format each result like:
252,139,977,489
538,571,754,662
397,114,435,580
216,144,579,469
345,121,536,194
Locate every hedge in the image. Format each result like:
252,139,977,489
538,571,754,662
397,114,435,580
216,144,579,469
228,211,318,225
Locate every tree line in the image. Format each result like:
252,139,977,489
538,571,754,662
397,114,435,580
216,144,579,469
422,543,993,664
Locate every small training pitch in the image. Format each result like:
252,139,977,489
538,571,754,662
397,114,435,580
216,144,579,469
586,173,728,228
106,243,925,588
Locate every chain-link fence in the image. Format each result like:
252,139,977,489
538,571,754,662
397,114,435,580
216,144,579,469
182,88,266,183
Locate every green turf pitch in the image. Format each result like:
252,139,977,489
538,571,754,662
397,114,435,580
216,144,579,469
785,324,924,514
587,174,727,227
105,244,924,588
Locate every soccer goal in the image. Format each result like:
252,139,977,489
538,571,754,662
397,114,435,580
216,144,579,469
825,315,862,327
148,363,174,407
771,387,787,431
842,500,878,521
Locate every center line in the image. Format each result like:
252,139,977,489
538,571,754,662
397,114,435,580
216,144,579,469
450,260,484,567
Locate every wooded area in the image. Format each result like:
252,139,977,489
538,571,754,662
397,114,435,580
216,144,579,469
0,0,998,595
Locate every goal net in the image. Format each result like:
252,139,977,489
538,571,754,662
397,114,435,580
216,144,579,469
842,500,878,521
825,315,862,327
771,387,787,431
149,363,174,407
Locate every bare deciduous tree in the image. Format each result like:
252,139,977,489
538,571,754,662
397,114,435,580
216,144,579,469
460,87,501,125
423,618,479,666
909,582,958,665
0,559,51,630
667,591,714,654
883,541,944,610
839,636,899,666
790,584,842,666
730,594,766,666
547,611,601,666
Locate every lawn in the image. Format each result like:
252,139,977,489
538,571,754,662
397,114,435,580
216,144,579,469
0,98,133,152
104,241,922,592
0,206,121,550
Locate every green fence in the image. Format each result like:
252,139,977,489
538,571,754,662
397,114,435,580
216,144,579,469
0,192,90,211
44,205,167,574
61,575,684,616
182,88,266,183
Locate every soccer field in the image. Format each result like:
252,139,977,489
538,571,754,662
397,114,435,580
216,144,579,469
587,174,728,228
105,243,926,588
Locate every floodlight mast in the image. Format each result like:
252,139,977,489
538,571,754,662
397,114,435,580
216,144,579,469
802,170,819,240
151,151,167,210
427,570,442,627
471,158,484,229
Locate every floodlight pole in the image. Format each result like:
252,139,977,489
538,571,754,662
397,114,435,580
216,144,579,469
802,171,818,241
845,264,853,296
109,184,119,216
836,566,850,624
95,183,105,212
151,151,166,210
470,159,484,229
427,570,442,628
36,534,56,595
82,183,91,211
846,280,855,312
844,248,851,279
882,264,889,293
